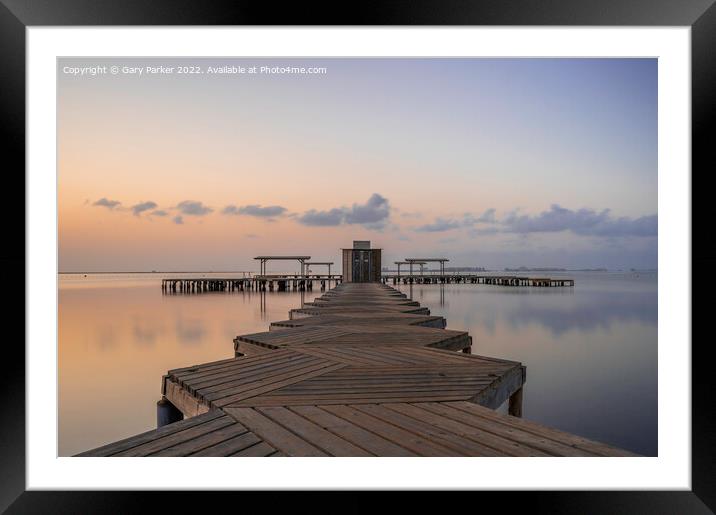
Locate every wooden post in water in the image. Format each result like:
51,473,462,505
508,387,523,418
156,396,183,427
462,336,473,354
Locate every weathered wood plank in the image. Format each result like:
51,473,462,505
187,355,319,394
172,351,307,384
387,402,553,457
469,365,525,409
256,406,372,456
232,441,280,457
150,423,249,457
320,404,462,457
169,349,294,378
190,431,264,457
113,416,236,457
223,407,328,456
164,378,211,418
213,362,347,407
350,403,503,457
76,410,224,457
230,394,472,407
443,401,639,457
288,405,415,456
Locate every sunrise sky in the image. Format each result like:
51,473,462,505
58,57,657,272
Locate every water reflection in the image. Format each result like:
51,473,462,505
94,324,117,351
174,315,207,345
260,291,267,319
503,291,656,335
394,272,658,456
399,280,656,336
132,316,160,347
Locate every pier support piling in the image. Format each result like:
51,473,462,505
157,396,183,428
508,387,523,418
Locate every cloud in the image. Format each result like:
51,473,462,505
417,208,496,232
223,204,287,218
415,205,656,239
296,193,391,228
468,227,500,237
176,200,212,216
363,221,387,231
344,194,390,224
131,201,158,216
503,204,657,237
151,210,168,217
461,208,498,226
173,215,184,225
581,214,658,237
297,208,346,227
476,208,497,224
93,198,121,209
415,218,462,232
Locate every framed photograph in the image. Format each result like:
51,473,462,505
5,0,711,512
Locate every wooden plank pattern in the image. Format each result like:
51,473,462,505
76,410,225,457
223,407,328,456
255,406,372,456
287,405,416,456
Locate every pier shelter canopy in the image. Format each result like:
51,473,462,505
404,258,449,275
254,256,311,276
395,261,427,276
305,262,334,276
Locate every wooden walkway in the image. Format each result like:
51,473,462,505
78,283,635,457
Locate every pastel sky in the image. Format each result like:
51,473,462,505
58,58,657,272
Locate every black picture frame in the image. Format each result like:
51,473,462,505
2,0,712,512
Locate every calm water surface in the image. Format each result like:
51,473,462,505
59,271,657,456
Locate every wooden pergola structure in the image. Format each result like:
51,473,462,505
305,261,334,276
254,256,311,276
394,261,426,277
404,258,449,275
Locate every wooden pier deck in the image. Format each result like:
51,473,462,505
79,282,634,457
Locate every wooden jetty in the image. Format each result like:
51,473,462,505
79,282,634,457
161,274,343,293
382,274,575,287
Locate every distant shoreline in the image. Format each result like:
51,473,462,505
58,271,256,275
60,268,658,275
